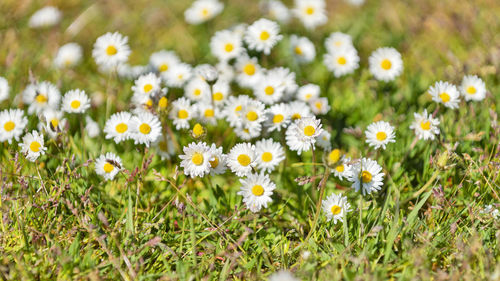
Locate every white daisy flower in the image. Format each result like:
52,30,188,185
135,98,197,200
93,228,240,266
170,97,195,130
62,89,91,114
210,30,244,62
164,62,193,88
211,80,231,107
149,50,180,75
19,131,47,162
0,77,10,103
92,32,131,68
268,270,299,281
331,156,353,181
410,109,440,141
368,47,404,82
85,116,100,138
323,46,360,77
288,100,312,121
315,130,331,150
365,121,396,150
322,193,352,224
349,157,385,195
95,152,123,181
265,103,290,132
285,116,323,155
194,64,218,83
53,43,83,69
130,112,162,147
241,98,267,128
261,0,291,24
297,83,320,102
117,64,149,80
179,142,212,178
255,138,285,173
269,67,298,100
185,77,211,102
428,81,460,109
253,72,286,105
244,18,283,55
460,75,486,102
227,143,257,177
104,112,132,143
196,103,220,125
208,143,227,175
346,0,365,6
215,62,235,83
0,109,28,144
39,109,66,138
237,173,276,213
222,95,252,128
325,32,353,53
28,6,61,28
132,73,163,96
184,0,224,25
235,55,263,88
234,124,263,141
292,0,327,30
154,133,176,160
22,81,61,115
308,97,330,115
290,35,316,63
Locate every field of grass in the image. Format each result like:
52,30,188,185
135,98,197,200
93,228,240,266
1,0,500,280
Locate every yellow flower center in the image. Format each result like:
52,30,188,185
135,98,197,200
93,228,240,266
159,64,168,72
103,162,114,173
50,119,59,128
303,125,315,136
337,56,347,65
294,46,303,55
380,59,392,70
260,31,270,41
261,152,273,162
115,123,128,134
305,93,312,100
192,152,204,165
29,141,41,152
420,120,431,131
139,123,151,135
35,94,48,104
334,41,342,47
70,100,81,109
209,156,219,168
145,99,153,107
328,149,341,164
265,86,275,96
305,6,314,15
291,113,301,120
4,121,15,132
466,86,476,95
106,45,117,56
376,131,387,141
315,102,322,109
158,97,168,108
178,109,189,119
331,205,341,215
439,93,450,103
201,8,209,17
235,105,242,112
237,154,251,166
193,89,201,96
335,164,345,172
361,171,372,183
251,185,264,196
193,123,204,136
225,43,234,52
243,64,256,75
246,111,258,121
213,92,223,101
143,84,153,93
273,114,284,124
204,109,214,117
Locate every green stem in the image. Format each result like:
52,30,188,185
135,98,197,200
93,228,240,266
304,168,330,242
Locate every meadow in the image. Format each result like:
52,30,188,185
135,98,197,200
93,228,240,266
0,0,499,280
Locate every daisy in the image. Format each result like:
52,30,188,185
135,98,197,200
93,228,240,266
210,30,243,62
0,109,28,143
179,142,212,178
235,55,263,88
368,47,404,82
292,0,327,30
261,0,291,24
288,101,312,121
237,173,276,212
85,116,100,138
192,123,204,139
117,64,149,80
323,46,360,77
297,84,320,102
53,43,83,69
268,270,299,281
290,35,316,63
240,98,267,129
129,112,162,147
253,72,286,105
28,6,61,28
428,81,460,109
62,89,91,114
149,50,180,75
244,18,283,55
19,131,47,162
195,64,218,83
325,32,353,53
460,75,486,102
285,116,323,155
255,138,285,173
215,62,235,83
196,103,220,125
184,0,224,25
104,112,133,143
365,121,396,150
211,80,231,107
227,143,257,177
322,193,352,224
410,109,440,141
185,77,211,102
315,130,331,150
164,63,193,88
92,32,131,68
349,158,385,195
347,0,365,6
39,109,66,138
269,67,298,99
222,95,252,127
170,97,195,130
0,77,9,103
95,152,123,181
332,156,353,181
208,143,227,175
309,97,330,115
265,103,290,132
234,125,262,141
23,81,61,114
154,134,176,160
132,73,163,96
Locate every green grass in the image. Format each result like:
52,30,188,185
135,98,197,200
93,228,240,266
1,0,500,280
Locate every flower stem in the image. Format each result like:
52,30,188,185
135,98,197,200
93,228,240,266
304,167,330,242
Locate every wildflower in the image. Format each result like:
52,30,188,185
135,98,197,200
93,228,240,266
0,77,9,102
288,101,312,121
261,0,291,24
332,156,353,181
0,109,29,143
53,43,83,69
85,116,100,138
227,143,257,177
22,81,61,114
309,97,330,115
185,77,211,102
92,32,131,68
322,193,352,223
368,47,404,82
323,46,360,77
184,0,224,25
164,62,193,88
39,109,66,138
460,75,486,102
292,0,327,30
235,55,263,88
315,130,331,150
269,67,298,98
410,109,440,141
179,142,212,177
208,143,227,175
195,64,219,83
349,157,385,195
154,134,176,160
237,173,276,212
253,72,286,105
170,97,195,130
222,95,252,128
196,103,220,125
428,81,460,109
149,50,180,76
62,89,91,114
28,6,61,28
365,121,396,150
210,30,244,62
286,116,323,155
104,112,133,143
265,103,290,132
192,123,205,138
297,84,320,102
95,152,123,181
130,112,162,147
211,80,231,107
19,131,47,162
132,73,163,96
255,138,285,173
325,32,353,53
244,18,283,55
290,35,316,63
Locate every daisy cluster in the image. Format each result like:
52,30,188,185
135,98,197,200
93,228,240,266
0,0,489,225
